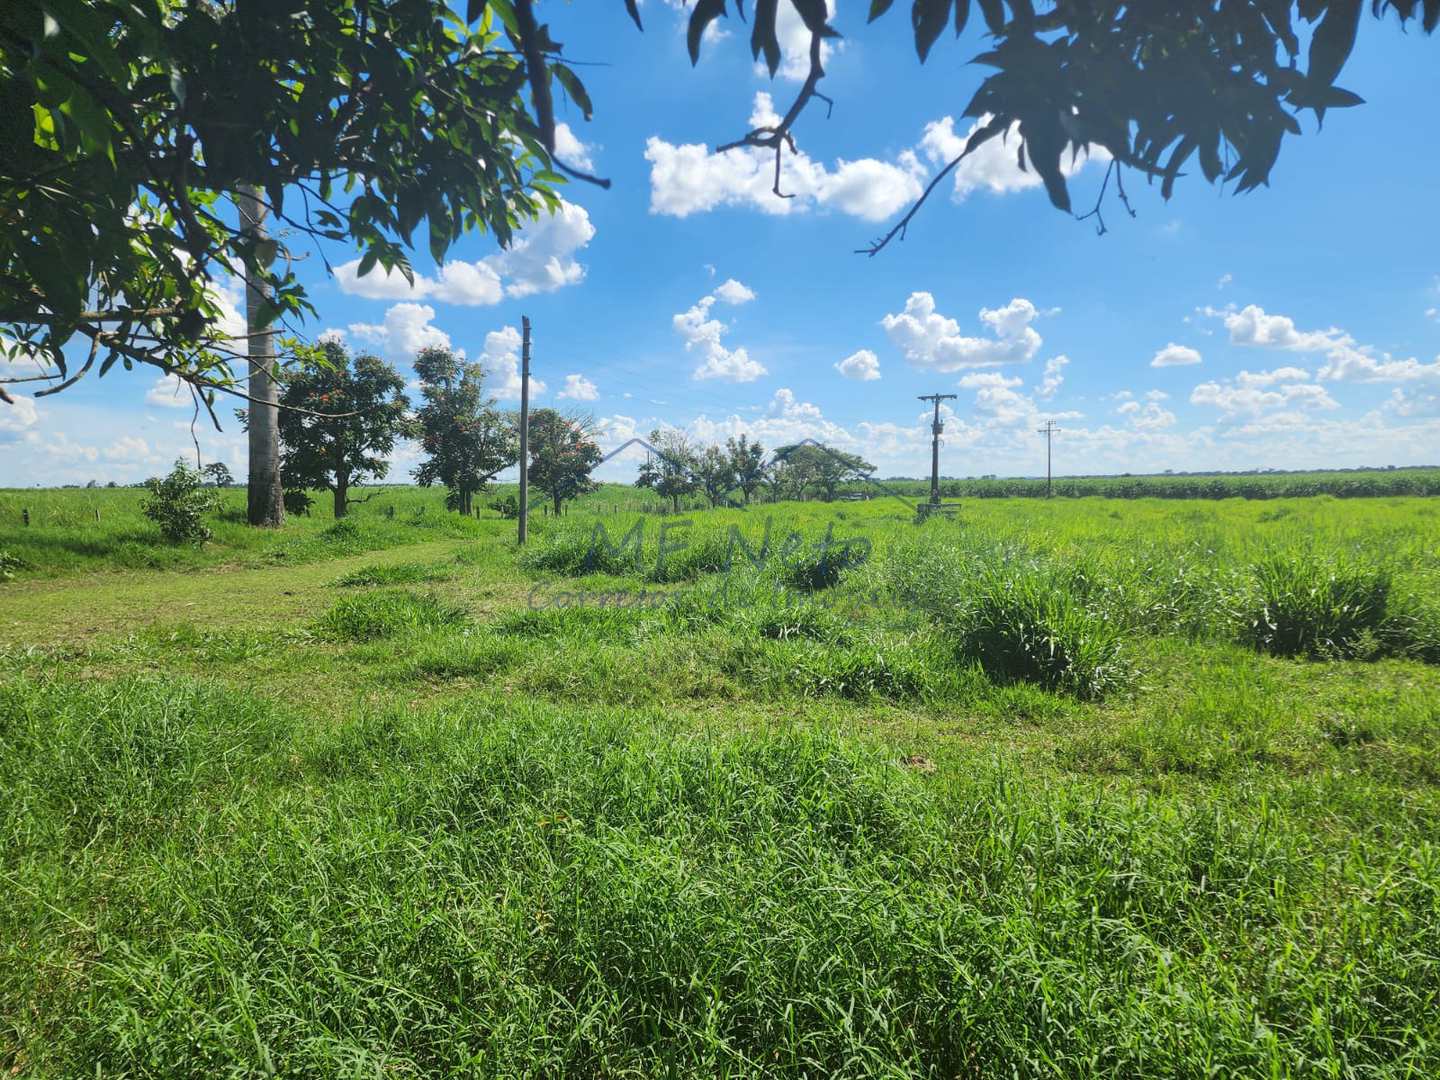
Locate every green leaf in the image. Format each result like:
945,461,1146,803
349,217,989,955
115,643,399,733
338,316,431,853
868,0,897,21
912,0,951,63
551,64,593,121
752,0,781,74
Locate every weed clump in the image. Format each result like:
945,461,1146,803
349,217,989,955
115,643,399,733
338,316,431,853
1236,553,1392,659
315,590,466,641
334,561,454,587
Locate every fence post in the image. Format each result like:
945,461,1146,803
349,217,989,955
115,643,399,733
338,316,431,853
22,508,29,527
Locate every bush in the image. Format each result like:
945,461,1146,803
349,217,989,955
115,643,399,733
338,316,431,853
1236,553,1392,659
141,459,221,543
315,590,467,642
774,533,870,591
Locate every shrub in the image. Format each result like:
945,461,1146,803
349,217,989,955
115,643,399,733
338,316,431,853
1236,553,1391,659
315,590,467,642
141,459,221,543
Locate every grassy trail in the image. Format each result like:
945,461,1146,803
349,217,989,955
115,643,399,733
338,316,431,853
0,538,473,642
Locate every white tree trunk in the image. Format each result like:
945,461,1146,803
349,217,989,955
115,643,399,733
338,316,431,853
237,183,284,527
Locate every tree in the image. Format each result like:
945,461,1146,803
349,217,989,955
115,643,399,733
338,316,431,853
527,409,602,516
412,346,516,516
1,0,601,407
726,435,768,505
695,445,737,508
275,341,409,519
637,429,701,513
773,444,874,502
202,463,234,488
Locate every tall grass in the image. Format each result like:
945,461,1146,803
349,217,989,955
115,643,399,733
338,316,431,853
4,676,1437,1076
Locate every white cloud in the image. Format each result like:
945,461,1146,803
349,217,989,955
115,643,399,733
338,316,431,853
1235,366,1312,387
1036,355,1069,400
713,278,757,305
645,93,922,223
558,373,599,401
1150,343,1202,368
0,394,39,442
334,200,594,305
1217,273,1233,289
348,303,452,361
835,348,881,381
765,0,838,81
1203,303,1440,385
1116,399,1177,431
675,289,767,383
144,374,195,409
1190,373,1338,418
918,115,1109,202
479,326,546,401
881,292,1044,372
553,122,595,172
102,435,155,463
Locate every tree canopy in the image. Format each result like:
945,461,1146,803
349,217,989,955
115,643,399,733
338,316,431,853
526,409,603,515
412,346,516,516
2,0,1436,409
0,0,596,405
276,340,409,518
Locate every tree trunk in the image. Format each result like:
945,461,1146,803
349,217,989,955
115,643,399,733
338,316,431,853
333,472,349,519
238,184,284,528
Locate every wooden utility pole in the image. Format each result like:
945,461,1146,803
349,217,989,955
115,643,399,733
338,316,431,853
518,316,531,545
918,393,957,506
1036,419,1061,497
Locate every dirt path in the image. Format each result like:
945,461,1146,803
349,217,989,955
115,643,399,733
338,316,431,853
0,540,472,644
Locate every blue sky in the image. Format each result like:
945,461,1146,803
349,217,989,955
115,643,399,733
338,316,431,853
4,1,1440,486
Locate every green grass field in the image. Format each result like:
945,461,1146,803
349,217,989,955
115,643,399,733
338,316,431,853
3,486,1438,1076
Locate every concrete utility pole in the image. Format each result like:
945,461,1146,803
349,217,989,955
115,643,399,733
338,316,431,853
918,393,958,506
518,316,531,545
1036,419,1061,497
237,183,284,527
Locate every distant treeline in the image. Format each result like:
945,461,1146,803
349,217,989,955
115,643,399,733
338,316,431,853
863,469,1440,501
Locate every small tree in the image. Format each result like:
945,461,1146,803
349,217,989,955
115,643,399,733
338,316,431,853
726,435,768,505
202,462,234,488
413,346,516,515
142,459,221,543
695,444,737,508
528,409,602,516
276,341,409,518
636,429,701,513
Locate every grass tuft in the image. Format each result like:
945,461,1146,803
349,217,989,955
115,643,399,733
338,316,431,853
314,589,467,642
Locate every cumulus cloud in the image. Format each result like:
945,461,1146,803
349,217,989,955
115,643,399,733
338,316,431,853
348,303,452,361
1190,371,1338,418
881,292,1044,372
552,122,595,172
479,326,546,400
334,200,595,305
1150,343,1202,368
145,374,195,409
558,373,599,401
713,278,757,305
675,287,767,383
835,348,881,381
1202,303,1440,385
1036,355,1069,400
918,115,1109,202
646,93,923,222
0,394,39,442
1116,399,1177,431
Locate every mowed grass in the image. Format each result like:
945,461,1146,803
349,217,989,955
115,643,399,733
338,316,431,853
2,490,1440,1075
